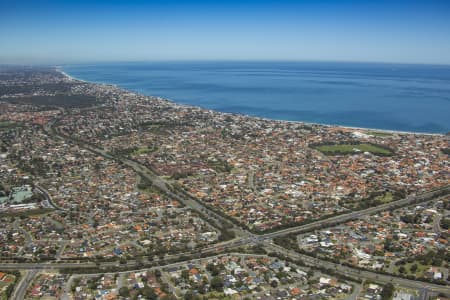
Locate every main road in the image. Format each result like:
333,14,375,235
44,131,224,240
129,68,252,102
261,187,449,239
266,244,450,295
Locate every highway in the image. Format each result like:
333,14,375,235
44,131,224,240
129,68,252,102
261,188,449,239
0,262,97,270
266,244,450,295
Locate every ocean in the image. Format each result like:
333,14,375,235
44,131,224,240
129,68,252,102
63,61,450,133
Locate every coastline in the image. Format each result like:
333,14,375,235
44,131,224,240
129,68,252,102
60,68,446,137
64,72,83,82
56,68,87,83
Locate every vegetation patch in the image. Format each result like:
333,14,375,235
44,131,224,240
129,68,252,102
441,217,450,230
136,176,157,192
394,261,428,278
111,145,157,157
373,191,394,204
0,271,19,300
343,190,404,210
133,146,158,155
311,142,393,156
0,121,17,129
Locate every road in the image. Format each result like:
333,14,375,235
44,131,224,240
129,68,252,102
349,279,364,300
266,244,450,295
0,262,97,270
34,184,65,211
433,213,442,236
10,269,39,300
261,188,449,239
13,219,32,249
5,242,449,296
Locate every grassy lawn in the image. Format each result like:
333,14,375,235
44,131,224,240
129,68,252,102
0,121,17,130
0,274,17,300
374,192,394,203
313,143,393,156
133,146,157,155
393,262,429,278
0,281,8,297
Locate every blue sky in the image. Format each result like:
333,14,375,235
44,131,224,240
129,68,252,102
1,0,450,65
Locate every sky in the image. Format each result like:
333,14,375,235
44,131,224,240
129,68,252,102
1,0,450,65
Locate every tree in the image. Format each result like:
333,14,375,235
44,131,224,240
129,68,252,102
141,285,157,300
71,278,81,292
384,238,393,251
154,269,162,277
206,263,221,276
210,276,224,292
184,291,196,300
181,269,190,281
88,280,98,290
270,280,278,288
198,284,207,294
235,280,243,288
380,283,394,300
119,287,130,297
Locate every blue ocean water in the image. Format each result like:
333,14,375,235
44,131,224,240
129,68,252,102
64,61,450,133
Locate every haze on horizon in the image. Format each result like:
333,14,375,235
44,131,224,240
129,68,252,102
1,0,450,65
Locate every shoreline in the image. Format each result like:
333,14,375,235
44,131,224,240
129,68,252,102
60,68,446,137
56,67,90,84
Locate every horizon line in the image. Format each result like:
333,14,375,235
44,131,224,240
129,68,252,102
1,59,450,68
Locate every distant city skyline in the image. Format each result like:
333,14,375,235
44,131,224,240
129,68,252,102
1,0,450,65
